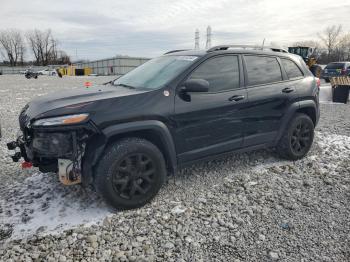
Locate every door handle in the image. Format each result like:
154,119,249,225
282,87,294,93
228,95,245,101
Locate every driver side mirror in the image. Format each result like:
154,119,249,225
182,79,209,93
179,79,209,102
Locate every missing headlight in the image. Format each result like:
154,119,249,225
32,132,72,156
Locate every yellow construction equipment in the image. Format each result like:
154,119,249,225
288,46,322,78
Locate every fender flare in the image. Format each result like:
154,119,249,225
82,120,177,186
298,99,317,109
274,100,318,145
102,120,177,171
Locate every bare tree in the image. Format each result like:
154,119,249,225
48,37,59,63
26,29,59,65
337,33,350,61
26,30,40,64
318,25,342,58
0,29,25,66
56,50,71,64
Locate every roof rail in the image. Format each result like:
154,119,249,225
207,45,288,53
164,49,190,55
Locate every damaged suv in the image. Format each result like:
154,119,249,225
8,45,320,209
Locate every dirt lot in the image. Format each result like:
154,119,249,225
0,75,349,261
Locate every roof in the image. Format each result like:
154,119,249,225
164,50,207,56
164,48,297,60
328,61,350,64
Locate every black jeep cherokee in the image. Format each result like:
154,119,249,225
8,45,320,209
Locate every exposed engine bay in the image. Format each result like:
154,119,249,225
8,128,91,186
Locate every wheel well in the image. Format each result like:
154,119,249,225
296,107,316,125
107,130,175,174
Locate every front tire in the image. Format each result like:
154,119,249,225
277,113,314,160
95,138,166,210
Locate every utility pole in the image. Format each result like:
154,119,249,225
195,29,200,50
206,26,212,49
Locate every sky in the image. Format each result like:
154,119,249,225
1,0,350,61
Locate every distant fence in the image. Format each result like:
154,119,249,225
74,56,149,76
0,66,48,74
0,56,150,76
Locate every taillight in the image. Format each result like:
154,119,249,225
316,77,321,88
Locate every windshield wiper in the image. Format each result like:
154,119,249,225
103,80,113,85
116,83,136,89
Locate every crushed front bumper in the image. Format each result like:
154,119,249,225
8,104,101,185
8,130,74,171
7,127,91,185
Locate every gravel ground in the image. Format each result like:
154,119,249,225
0,75,349,261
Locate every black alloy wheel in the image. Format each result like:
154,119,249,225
277,113,314,160
290,120,313,156
95,138,166,210
111,153,155,200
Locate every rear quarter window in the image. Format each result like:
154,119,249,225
281,58,304,79
244,56,282,86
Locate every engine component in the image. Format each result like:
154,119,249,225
7,141,18,150
11,152,22,162
58,159,81,185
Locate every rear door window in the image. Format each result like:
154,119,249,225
281,58,304,79
244,56,282,86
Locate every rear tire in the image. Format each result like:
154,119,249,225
276,113,314,160
95,138,166,210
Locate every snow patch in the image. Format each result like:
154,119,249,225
0,171,111,241
251,132,350,173
0,131,349,243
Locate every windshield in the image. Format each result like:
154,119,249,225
326,63,345,70
113,55,198,89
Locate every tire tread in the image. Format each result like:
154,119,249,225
95,137,166,210
276,113,314,160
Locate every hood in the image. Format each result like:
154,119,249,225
23,84,147,120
